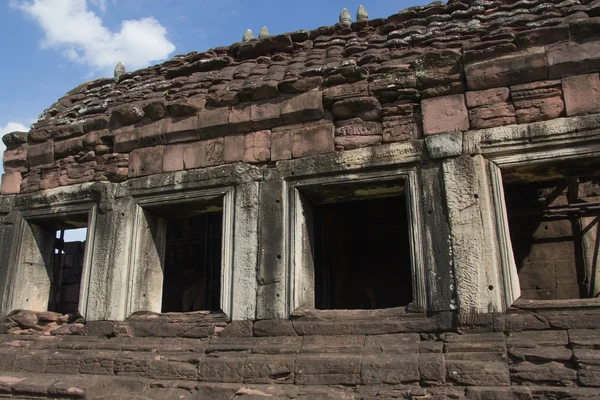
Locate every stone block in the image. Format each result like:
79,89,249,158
280,92,323,124
27,141,54,167
547,41,600,79
165,116,199,144
183,138,224,169
334,135,381,150
465,47,549,90
198,108,229,135
253,320,297,337
335,120,382,137
229,103,253,133
129,146,165,177
323,81,369,106
469,103,516,129
198,356,245,383
54,137,84,159
562,74,600,116
224,135,244,163
447,361,510,386
3,145,28,172
148,359,198,380
243,130,271,163
271,130,292,161
425,132,463,159
331,96,381,121
422,94,469,135
514,97,565,124
510,361,578,384
0,172,22,195
295,354,361,385
162,144,185,172
466,88,510,108
251,99,281,130
242,355,294,383
361,354,420,384
290,122,335,158
109,104,145,129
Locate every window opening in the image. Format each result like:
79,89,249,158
50,226,87,314
300,179,413,310
161,212,223,313
504,175,600,300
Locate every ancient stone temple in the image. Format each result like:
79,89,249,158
2,0,600,398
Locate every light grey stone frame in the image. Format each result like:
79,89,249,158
127,186,236,319
6,201,97,319
467,113,600,308
286,167,426,314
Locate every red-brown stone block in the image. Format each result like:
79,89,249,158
243,130,271,163
271,130,292,161
27,141,54,168
162,144,185,172
281,92,324,124
334,136,382,151
291,122,335,158
1,172,22,195
229,103,253,133
3,145,28,173
422,94,469,135
165,116,199,144
466,88,510,108
198,108,229,135
252,99,281,130
183,138,224,169
129,146,165,177
562,74,600,117
224,135,244,163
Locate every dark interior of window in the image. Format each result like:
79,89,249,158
504,176,600,300
311,193,412,310
37,214,89,315
161,212,223,313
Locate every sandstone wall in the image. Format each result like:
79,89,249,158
3,0,600,194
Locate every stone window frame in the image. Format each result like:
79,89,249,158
475,114,600,308
286,167,427,314
127,186,236,319
7,203,97,319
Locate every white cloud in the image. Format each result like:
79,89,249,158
0,122,29,175
13,0,175,74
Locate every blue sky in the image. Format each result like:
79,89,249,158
0,0,422,173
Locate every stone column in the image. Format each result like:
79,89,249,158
256,179,288,319
84,196,137,321
0,207,23,319
230,182,260,320
579,216,600,298
442,155,511,314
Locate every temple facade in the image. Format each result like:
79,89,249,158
2,0,600,398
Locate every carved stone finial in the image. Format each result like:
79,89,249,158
243,29,255,42
114,61,125,78
357,5,369,21
259,26,270,39
339,8,351,25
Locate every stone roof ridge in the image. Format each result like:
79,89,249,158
20,0,600,137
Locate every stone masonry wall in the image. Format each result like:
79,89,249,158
3,0,600,194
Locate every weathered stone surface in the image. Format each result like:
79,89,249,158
290,122,335,158
270,130,292,161
109,104,145,130
243,130,271,163
466,88,510,108
3,145,28,173
332,97,381,121
465,48,549,91
469,103,516,129
511,362,578,384
183,138,224,169
224,135,245,163
447,361,511,386
128,146,164,177
0,173,22,195
562,74,600,116
425,132,462,159
280,92,324,124
422,94,469,135
27,141,54,167
547,41,600,79
334,135,382,150
162,144,185,172
198,108,230,135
